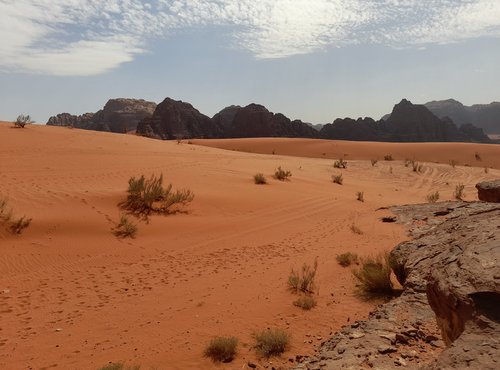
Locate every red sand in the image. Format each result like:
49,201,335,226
1,122,499,369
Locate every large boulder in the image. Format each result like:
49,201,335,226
476,180,500,202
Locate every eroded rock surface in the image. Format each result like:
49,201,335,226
476,180,500,202
295,202,500,370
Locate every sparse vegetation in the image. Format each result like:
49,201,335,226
336,252,359,267
0,197,31,235
204,336,238,363
293,295,317,310
475,152,481,161
97,363,140,370
253,328,290,357
333,158,347,169
384,154,393,161
120,174,194,218
484,167,489,174
404,159,411,167
454,184,465,200
412,162,423,172
350,224,363,235
332,173,343,185
450,159,458,168
353,252,393,297
14,114,33,128
370,159,378,167
274,166,292,181
254,173,267,185
426,191,440,203
9,216,32,234
288,258,318,294
356,191,364,202
113,215,138,238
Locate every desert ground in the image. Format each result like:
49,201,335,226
1,122,499,370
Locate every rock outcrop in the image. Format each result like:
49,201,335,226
425,99,500,135
321,99,491,143
47,98,156,133
295,201,500,370
212,104,318,138
476,180,500,202
136,98,222,139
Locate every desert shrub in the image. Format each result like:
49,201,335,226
370,159,378,167
97,364,140,370
121,174,194,218
484,167,489,174
333,158,347,169
454,184,465,200
332,173,343,185
356,191,364,202
384,154,393,161
9,216,32,234
389,166,393,174
0,198,13,222
404,159,411,167
426,191,439,203
14,114,33,128
254,173,267,185
353,253,393,296
350,224,363,235
475,152,481,161
293,295,317,310
204,336,238,363
449,160,458,168
412,162,423,172
274,166,291,181
288,258,318,294
336,252,359,267
113,215,137,238
254,328,290,357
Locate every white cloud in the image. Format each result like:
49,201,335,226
0,0,499,76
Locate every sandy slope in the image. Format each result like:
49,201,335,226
0,122,499,370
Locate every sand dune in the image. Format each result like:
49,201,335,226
1,122,499,370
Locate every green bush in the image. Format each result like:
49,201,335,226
204,336,238,363
254,173,267,184
353,253,393,296
254,328,290,357
113,215,138,238
274,167,292,181
288,258,318,294
121,174,194,217
336,252,359,267
293,295,317,310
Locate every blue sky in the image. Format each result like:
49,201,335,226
1,0,499,124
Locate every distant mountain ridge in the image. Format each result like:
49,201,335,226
48,97,492,143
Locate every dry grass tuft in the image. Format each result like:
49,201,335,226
333,158,347,169
350,224,363,235
356,191,364,202
454,184,465,200
293,296,317,310
204,336,238,363
426,191,439,203
254,173,267,185
384,154,393,161
113,215,138,238
336,252,359,267
288,258,318,294
274,166,292,181
353,252,393,297
254,329,290,357
332,173,343,185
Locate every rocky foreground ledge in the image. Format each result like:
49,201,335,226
295,201,500,370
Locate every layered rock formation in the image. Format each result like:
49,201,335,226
425,99,500,134
476,180,500,202
47,98,156,133
321,99,491,143
295,201,500,370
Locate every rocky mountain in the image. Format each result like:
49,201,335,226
47,98,156,133
136,98,221,139
137,99,318,139
321,99,491,143
424,99,500,134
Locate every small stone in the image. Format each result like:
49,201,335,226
337,346,346,354
396,333,409,344
395,357,407,366
378,345,397,354
247,362,257,368
55,328,63,332
349,331,365,339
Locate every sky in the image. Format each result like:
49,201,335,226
0,0,499,125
